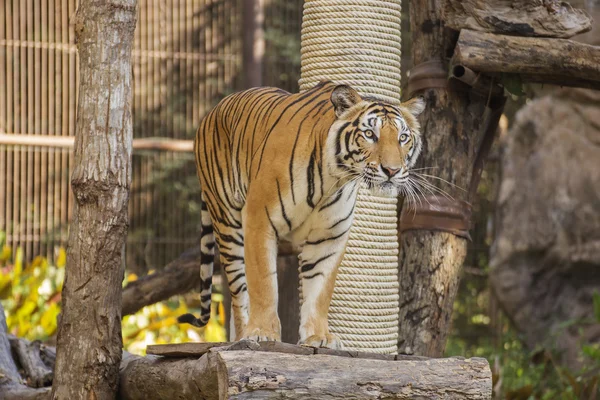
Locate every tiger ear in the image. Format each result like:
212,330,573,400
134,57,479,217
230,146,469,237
403,96,426,116
331,85,362,118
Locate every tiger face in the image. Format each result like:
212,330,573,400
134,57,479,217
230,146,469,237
328,85,425,196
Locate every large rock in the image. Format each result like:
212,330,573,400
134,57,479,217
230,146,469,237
490,86,600,368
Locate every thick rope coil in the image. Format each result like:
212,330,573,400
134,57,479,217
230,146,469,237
300,0,402,355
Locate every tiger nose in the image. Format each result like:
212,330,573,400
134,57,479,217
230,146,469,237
382,166,401,177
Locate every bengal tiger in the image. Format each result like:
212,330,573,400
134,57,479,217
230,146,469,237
178,80,424,349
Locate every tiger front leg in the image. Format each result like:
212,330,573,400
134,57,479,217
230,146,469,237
297,230,350,350
240,205,281,342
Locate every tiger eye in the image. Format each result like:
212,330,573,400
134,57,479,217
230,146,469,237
364,130,374,138
400,133,409,142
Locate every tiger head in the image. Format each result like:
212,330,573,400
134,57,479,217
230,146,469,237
328,85,425,197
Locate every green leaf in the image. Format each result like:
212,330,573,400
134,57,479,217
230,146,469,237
593,291,600,323
582,344,600,362
501,73,525,97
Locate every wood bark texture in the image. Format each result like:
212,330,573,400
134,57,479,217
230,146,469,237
50,1,138,399
120,342,491,399
453,29,600,91
443,0,592,38
399,0,491,357
398,232,467,356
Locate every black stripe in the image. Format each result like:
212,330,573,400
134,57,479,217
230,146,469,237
300,253,335,273
276,179,292,230
200,294,211,303
228,272,246,285
289,99,329,204
201,224,214,235
220,252,245,262
219,233,244,247
329,206,355,229
335,122,351,156
306,149,316,209
303,272,324,280
265,207,279,241
320,189,343,210
231,283,247,296
305,229,349,245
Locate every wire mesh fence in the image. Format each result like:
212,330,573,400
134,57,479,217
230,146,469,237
0,0,304,272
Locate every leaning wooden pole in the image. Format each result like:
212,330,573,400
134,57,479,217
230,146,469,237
299,0,403,354
397,0,505,357
51,1,138,399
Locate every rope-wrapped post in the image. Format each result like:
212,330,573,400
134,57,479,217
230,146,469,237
299,0,402,354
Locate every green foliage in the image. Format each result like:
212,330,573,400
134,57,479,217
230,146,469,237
446,161,599,399
1,233,226,355
593,291,600,324
501,74,526,98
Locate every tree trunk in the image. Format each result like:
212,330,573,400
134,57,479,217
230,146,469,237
398,0,497,357
50,1,138,399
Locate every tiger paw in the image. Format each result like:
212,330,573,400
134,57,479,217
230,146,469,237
299,334,344,349
241,327,281,342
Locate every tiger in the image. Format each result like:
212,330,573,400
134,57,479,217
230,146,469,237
178,80,424,349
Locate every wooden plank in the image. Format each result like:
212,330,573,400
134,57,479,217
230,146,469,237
252,341,315,356
147,340,422,361
453,29,600,91
146,342,231,357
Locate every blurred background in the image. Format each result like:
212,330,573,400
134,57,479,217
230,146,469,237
1,0,599,398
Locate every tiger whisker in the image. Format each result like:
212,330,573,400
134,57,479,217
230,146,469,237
412,172,466,192
409,175,455,201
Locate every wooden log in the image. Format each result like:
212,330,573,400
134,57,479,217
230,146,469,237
0,305,51,400
453,29,600,90
122,343,492,400
118,352,220,400
443,0,591,38
122,242,300,317
218,351,491,399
